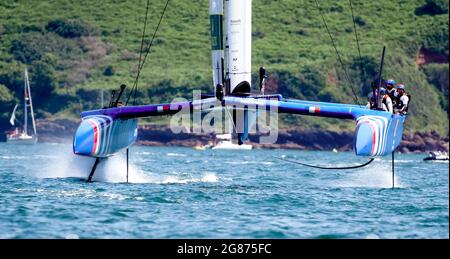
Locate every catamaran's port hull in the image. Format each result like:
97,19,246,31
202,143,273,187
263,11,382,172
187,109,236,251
74,96,405,158
73,115,137,158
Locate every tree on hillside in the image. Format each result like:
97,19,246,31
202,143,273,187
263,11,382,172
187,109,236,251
0,83,14,104
29,61,57,108
46,19,99,38
0,83,16,134
416,0,449,15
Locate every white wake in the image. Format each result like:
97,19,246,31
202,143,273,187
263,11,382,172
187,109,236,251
39,150,220,184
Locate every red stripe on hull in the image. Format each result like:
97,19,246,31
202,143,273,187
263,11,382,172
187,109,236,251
87,120,99,155
361,121,377,156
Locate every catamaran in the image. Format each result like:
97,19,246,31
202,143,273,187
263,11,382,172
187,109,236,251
72,0,406,187
6,69,38,144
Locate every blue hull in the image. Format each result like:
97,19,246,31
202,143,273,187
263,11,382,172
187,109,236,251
354,114,405,156
73,115,138,158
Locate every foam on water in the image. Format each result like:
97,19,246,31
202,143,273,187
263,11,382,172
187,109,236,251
135,151,154,156
166,153,187,157
201,173,219,182
152,172,219,184
425,160,449,164
394,159,418,163
38,152,93,179
37,150,144,183
225,161,250,165
224,161,274,165
333,160,406,188
89,154,144,183
37,149,221,185
1,155,27,160
55,189,129,200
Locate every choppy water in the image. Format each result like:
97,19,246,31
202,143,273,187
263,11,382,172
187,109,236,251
0,143,448,238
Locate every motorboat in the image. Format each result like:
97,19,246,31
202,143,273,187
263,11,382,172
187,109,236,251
423,151,449,161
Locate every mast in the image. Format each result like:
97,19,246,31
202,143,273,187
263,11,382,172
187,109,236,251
225,0,252,94
376,46,386,110
25,69,37,136
24,69,28,135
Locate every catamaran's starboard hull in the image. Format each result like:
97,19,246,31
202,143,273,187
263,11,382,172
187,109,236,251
354,115,405,157
73,115,138,158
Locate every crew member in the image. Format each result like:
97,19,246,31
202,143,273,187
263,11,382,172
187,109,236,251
366,92,388,112
380,87,393,114
385,79,397,103
394,84,410,115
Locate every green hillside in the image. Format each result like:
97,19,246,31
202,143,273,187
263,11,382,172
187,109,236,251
0,0,448,135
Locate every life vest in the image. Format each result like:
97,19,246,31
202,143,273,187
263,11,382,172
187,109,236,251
369,95,389,111
395,92,411,111
387,88,396,101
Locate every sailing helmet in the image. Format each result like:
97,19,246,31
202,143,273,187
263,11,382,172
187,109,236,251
386,79,396,87
397,84,405,91
380,87,387,95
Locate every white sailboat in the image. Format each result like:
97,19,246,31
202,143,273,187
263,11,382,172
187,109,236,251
6,69,38,144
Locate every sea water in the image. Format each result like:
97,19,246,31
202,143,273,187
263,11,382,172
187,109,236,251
0,143,448,238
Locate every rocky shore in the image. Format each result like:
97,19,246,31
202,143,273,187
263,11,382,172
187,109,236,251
32,119,449,153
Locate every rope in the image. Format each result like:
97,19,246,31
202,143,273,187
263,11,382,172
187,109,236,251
314,0,361,106
132,0,151,105
349,0,366,90
126,0,171,106
274,156,374,170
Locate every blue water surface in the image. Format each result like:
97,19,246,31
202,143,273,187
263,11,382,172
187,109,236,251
0,143,448,238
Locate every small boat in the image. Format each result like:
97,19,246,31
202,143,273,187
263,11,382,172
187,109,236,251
6,69,38,144
212,134,252,150
423,151,449,161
